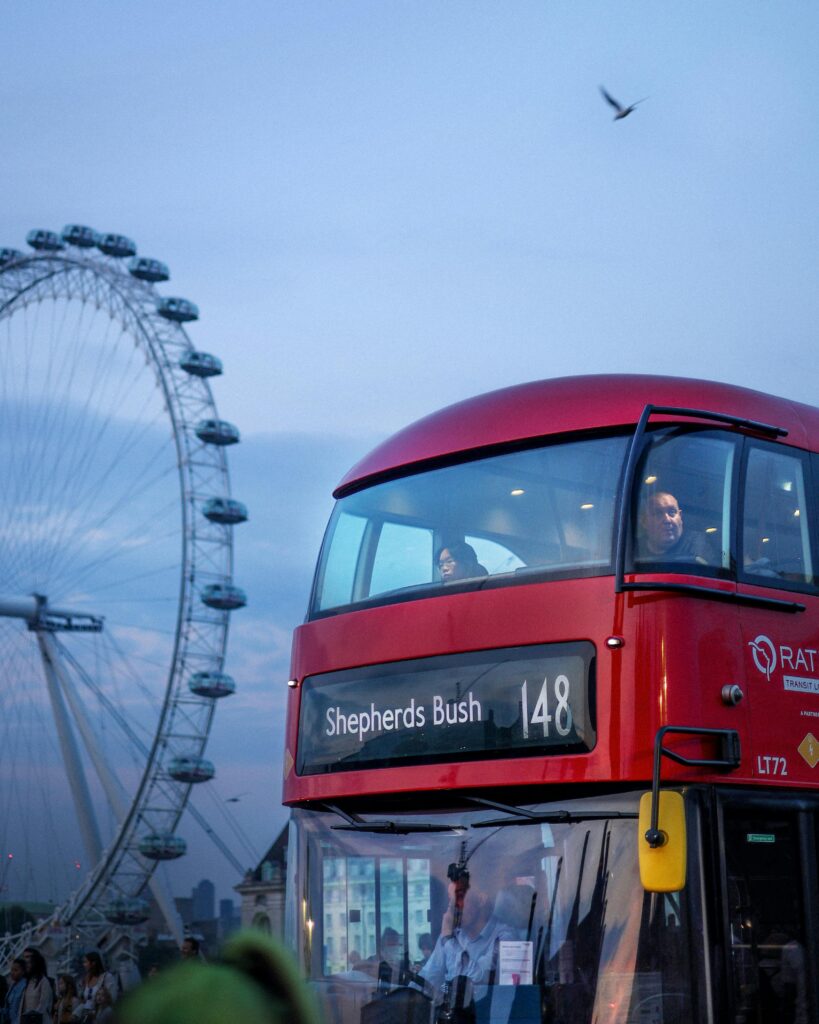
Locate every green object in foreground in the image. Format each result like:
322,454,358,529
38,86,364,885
114,932,323,1024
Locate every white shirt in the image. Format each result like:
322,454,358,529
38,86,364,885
419,918,518,1005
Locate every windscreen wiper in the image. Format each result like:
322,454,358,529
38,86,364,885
321,803,466,835
464,796,637,828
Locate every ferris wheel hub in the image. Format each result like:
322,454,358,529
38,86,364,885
0,594,104,633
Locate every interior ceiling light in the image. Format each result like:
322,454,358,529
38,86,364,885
510,488,525,496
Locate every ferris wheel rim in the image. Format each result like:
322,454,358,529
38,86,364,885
0,235,242,956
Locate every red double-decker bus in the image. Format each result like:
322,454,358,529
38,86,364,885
283,374,819,1024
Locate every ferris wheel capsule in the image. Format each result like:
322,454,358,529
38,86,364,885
105,897,151,925
128,256,170,283
168,755,216,783
97,233,137,258
138,833,187,861
0,248,23,267
195,419,240,446
158,296,199,322
202,497,248,524
61,225,99,248
26,229,64,251
201,583,247,610
189,671,236,698
180,351,223,378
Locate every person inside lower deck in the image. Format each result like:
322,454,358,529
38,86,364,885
417,863,528,1019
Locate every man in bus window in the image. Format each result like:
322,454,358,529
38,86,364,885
436,542,488,582
637,491,712,565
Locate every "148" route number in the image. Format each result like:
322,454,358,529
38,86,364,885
521,676,573,739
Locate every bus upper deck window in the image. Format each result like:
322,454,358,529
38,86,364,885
742,446,814,587
310,434,629,616
631,429,736,577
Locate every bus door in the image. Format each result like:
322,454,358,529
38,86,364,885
718,795,817,1024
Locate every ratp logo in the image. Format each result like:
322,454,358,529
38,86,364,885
749,635,777,680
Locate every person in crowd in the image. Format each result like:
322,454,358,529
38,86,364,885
111,932,322,1024
179,937,200,962
20,947,53,1024
437,542,488,582
1,959,26,1024
54,974,80,1024
75,952,115,1022
92,987,114,1024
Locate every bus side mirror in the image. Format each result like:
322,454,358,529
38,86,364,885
638,790,686,892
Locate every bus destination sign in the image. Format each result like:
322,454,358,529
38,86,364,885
296,641,595,775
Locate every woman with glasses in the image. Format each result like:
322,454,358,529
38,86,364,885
436,542,488,582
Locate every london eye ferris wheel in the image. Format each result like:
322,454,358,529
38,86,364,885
0,225,248,962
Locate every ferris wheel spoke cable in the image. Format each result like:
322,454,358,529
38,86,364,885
59,638,158,750
38,381,167,554
53,544,180,608
16,303,115,513
64,631,256,872
37,468,180,599
64,377,167,504
21,316,137,534
99,631,177,720
193,784,262,866
3,378,176,598
60,636,255,878
98,620,174,696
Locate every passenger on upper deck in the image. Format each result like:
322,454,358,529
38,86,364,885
637,491,713,566
436,542,488,582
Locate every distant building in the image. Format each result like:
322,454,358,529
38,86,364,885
174,896,194,927
235,825,287,936
219,897,240,939
192,878,215,922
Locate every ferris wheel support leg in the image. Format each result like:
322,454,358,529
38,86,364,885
37,634,184,945
42,634,130,820
36,633,103,866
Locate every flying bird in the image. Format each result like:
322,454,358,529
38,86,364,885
599,86,646,120
226,793,249,803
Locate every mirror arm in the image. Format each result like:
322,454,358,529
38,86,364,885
646,726,741,847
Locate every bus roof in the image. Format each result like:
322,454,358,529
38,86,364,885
336,374,819,497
